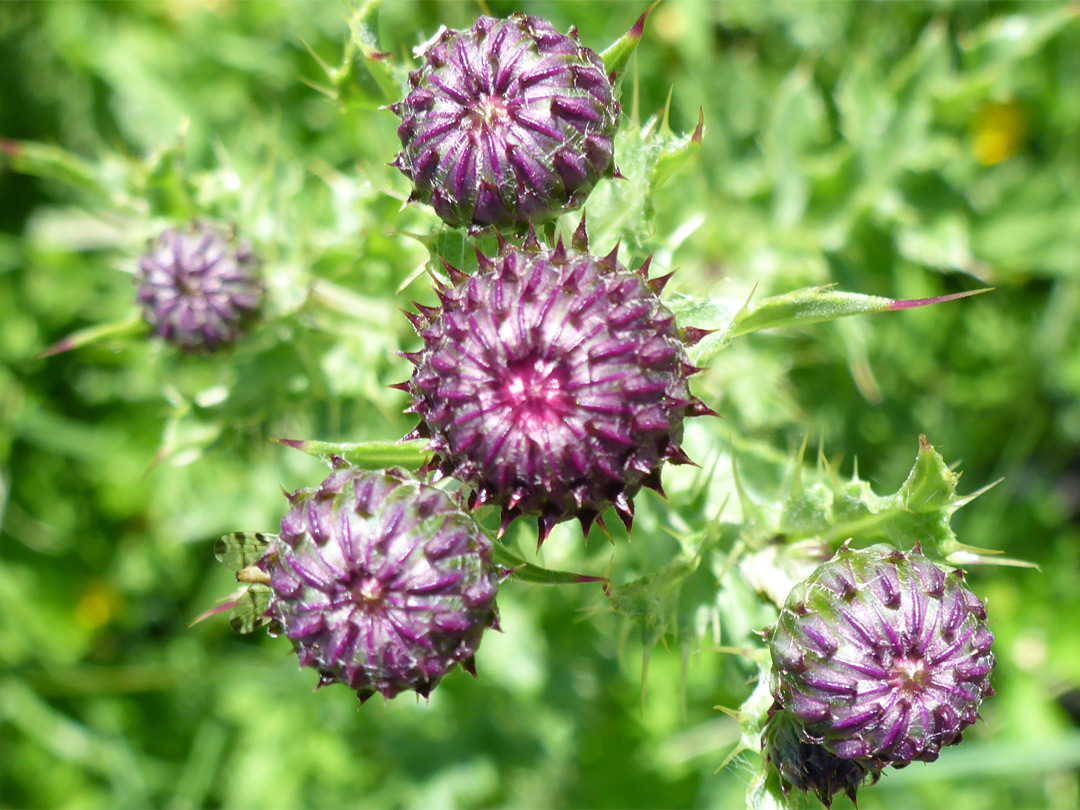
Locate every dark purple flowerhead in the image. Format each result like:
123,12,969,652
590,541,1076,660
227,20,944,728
255,466,500,702
401,219,716,545
763,702,879,808
391,13,619,231
135,223,262,351
767,544,995,768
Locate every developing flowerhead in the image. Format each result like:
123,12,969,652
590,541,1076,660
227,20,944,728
252,466,500,702
767,543,995,768
401,218,715,545
135,223,262,351
391,13,619,231
762,703,879,808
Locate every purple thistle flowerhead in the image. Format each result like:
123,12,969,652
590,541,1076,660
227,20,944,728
256,466,500,702
766,543,995,768
762,702,879,808
390,13,620,231
401,218,716,546
135,223,262,352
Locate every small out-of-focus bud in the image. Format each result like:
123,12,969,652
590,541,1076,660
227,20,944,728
135,223,262,351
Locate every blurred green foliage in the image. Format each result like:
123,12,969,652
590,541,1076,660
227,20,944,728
1,1,1079,808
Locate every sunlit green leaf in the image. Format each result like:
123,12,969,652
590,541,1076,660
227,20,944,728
272,438,432,470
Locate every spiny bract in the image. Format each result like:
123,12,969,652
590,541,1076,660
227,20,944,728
401,218,715,546
391,13,619,231
763,703,879,808
256,466,500,702
135,223,262,351
767,543,995,768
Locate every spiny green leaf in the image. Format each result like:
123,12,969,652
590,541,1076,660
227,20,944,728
491,544,606,587
1,139,137,210
737,656,775,751
731,286,991,338
735,436,998,583
650,107,705,191
900,434,960,514
272,438,432,470
345,1,403,101
671,286,992,364
601,4,656,77
37,314,146,359
583,106,706,252
745,766,786,810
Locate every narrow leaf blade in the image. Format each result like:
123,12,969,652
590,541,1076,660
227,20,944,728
37,314,146,359
273,438,432,470
731,287,990,338
491,544,606,587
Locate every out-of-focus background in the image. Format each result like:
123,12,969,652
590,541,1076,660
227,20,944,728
1,1,1078,807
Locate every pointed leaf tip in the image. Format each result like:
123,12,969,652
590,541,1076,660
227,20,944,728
601,2,658,75
36,313,146,359
572,212,589,252
270,437,305,450
730,286,991,340
692,107,705,143
887,288,993,311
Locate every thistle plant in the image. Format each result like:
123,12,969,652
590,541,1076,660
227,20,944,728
762,702,880,807
767,543,995,766
135,223,262,352
400,218,715,544
217,466,500,702
11,2,1053,807
391,13,620,231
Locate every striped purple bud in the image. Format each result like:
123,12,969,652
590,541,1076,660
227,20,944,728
257,467,499,702
391,14,619,231
767,544,995,768
135,224,262,351
400,219,716,545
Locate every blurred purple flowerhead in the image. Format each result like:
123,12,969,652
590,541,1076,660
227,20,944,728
135,223,262,352
391,13,619,231
258,466,500,702
402,220,716,546
767,543,995,768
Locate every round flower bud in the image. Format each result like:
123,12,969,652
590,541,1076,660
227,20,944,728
763,703,879,808
767,544,995,768
257,467,500,702
391,13,619,231
401,220,716,545
135,224,262,351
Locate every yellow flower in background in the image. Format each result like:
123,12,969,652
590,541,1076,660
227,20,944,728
75,581,120,631
973,100,1028,166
